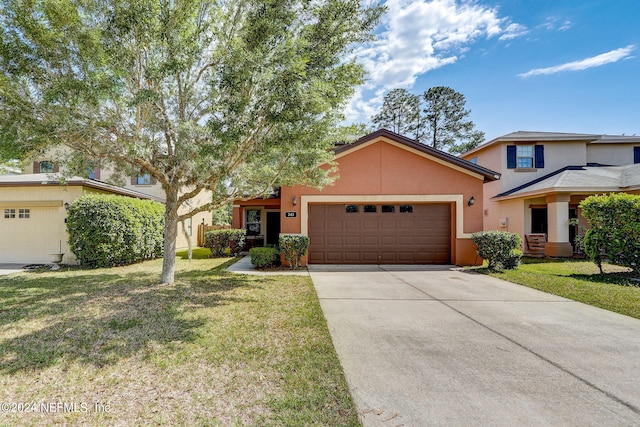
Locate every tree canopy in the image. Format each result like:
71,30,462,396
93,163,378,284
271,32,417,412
370,86,484,153
371,88,422,140
0,0,383,283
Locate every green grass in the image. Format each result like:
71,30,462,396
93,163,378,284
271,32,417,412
176,247,212,259
482,258,640,319
0,257,359,426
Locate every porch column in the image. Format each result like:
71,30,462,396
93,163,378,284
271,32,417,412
544,194,573,257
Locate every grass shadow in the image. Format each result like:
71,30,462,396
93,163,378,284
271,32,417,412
0,263,253,374
568,271,640,287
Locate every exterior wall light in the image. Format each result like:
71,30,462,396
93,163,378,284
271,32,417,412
64,202,70,211
468,196,475,207
292,197,298,206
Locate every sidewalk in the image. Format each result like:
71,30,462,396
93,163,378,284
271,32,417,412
226,255,309,276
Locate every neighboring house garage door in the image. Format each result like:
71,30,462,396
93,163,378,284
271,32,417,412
308,203,451,264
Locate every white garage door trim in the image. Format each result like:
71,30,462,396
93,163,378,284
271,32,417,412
300,194,472,239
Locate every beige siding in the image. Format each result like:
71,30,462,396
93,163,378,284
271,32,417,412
586,144,637,165
0,186,83,264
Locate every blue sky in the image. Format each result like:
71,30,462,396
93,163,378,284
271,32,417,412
346,0,640,141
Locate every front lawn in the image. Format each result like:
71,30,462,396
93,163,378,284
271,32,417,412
483,258,640,319
0,257,359,426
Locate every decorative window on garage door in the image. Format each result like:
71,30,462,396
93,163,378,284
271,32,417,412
19,209,30,219
4,209,15,218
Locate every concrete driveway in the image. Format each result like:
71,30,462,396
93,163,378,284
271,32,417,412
309,265,640,426
0,264,24,276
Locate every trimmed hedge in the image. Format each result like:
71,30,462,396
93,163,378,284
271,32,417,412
581,193,640,273
249,247,280,268
279,234,310,269
67,194,164,268
471,231,522,271
205,228,246,257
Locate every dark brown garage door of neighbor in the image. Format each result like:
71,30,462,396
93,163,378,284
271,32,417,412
308,203,451,264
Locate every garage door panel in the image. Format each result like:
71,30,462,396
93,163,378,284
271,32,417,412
398,220,417,229
380,235,397,245
345,220,361,229
379,220,397,229
327,220,344,229
326,236,343,246
398,236,415,245
362,235,379,246
344,252,362,262
362,219,378,229
308,203,451,264
344,235,360,246
362,252,379,263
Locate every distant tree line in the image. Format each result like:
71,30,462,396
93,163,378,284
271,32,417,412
371,86,484,154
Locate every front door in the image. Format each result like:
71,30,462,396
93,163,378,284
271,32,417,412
531,208,548,234
266,211,281,246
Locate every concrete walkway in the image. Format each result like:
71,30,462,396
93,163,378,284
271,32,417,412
226,255,309,276
309,265,640,426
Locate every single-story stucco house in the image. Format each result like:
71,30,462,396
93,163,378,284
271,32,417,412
233,129,501,266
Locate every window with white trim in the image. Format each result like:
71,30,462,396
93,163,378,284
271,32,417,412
19,209,30,219
516,145,534,168
4,209,16,218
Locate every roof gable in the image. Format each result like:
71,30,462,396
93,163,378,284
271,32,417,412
335,129,500,182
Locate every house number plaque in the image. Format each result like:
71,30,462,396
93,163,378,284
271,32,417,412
285,211,297,218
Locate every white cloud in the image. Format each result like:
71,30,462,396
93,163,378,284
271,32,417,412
499,23,529,41
519,45,636,78
539,16,572,32
346,0,524,123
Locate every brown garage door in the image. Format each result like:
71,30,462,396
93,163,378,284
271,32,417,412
308,203,451,264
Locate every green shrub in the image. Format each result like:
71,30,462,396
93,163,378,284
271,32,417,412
67,194,164,268
279,234,310,269
471,231,522,271
249,247,280,268
580,193,640,273
205,228,246,257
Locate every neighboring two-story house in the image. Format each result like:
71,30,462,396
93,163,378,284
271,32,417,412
461,131,640,256
0,152,212,265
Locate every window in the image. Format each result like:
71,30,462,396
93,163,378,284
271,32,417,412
507,145,544,169
634,147,640,164
183,218,192,236
516,145,534,168
246,209,261,236
39,161,55,173
363,205,377,213
345,205,359,213
136,172,152,185
381,205,395,213
4,209,16,218
400,205,414,213
19,209,30,219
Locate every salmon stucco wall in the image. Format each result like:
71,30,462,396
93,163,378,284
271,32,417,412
280,138,486,265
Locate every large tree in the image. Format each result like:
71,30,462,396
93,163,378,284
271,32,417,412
370,86,484,153
371,88,422,140
0,0,383,283
423,86,484,153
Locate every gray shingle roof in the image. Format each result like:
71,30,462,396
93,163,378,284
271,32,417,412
494,164,640,199
463,131,640,157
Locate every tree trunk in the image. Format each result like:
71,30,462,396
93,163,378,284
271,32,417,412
161,189,179,284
